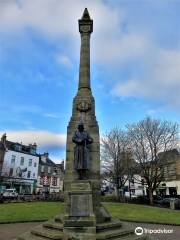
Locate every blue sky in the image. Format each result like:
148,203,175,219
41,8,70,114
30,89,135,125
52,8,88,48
0,0,179,162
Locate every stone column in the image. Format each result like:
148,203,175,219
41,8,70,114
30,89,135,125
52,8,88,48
79,33,90,89
78,8,93,90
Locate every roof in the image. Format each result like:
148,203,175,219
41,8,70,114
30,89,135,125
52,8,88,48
39,156,56,167
56,163,65,172
0,139,38,156
81,8,91,20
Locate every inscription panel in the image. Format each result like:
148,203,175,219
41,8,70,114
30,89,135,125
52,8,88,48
70,194,90,217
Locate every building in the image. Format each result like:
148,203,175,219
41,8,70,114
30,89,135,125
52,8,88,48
124,174,146,197
0,133,39,194
101,149,180,197
157,149,180,196
36,152,64,193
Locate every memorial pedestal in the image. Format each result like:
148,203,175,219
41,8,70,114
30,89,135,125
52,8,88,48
63,181,96,240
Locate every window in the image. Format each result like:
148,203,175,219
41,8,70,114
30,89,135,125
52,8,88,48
15,144,22,151
30,148,36,154
27,171,31,178
48,167,51,174
11,155,16,164
34,162,37,167
9,168,13,176
41,166,45,172
52,177,57,186
33,173,36,178
29,159,32,166
20,157,24,166
40,176,44,185
47,176,51,185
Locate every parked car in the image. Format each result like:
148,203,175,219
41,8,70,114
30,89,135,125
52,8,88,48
3,188,18,199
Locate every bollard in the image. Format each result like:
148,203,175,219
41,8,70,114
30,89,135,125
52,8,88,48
170,199,175,210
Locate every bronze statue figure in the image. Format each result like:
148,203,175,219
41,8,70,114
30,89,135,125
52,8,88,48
72,123,93,179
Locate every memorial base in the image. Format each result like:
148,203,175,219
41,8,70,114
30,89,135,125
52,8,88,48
63,181,96,240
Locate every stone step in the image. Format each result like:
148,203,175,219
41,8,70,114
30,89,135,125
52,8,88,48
17,231,47,240
31,225,63,240
64,219,95,227
96,228,134,240
43,220,63,231
96,219,122,231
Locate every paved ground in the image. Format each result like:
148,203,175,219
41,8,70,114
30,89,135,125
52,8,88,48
0,222,44,240
0,221,179,240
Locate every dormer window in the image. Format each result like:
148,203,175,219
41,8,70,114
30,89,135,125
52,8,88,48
30,148,36,154
15,144,22,151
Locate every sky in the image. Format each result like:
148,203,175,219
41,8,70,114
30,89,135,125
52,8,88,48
0,0,179,162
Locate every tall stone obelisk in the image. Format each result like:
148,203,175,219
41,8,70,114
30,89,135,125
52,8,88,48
16,9,143,240
64,8,102,221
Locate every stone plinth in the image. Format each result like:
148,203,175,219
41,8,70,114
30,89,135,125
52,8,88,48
63,181,96,240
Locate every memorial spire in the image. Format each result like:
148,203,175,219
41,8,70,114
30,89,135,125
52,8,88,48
78,8,93,90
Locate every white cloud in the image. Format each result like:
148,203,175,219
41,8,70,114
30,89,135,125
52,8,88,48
112,78,140,97
112,48,180,107
43,113,60,119
0,130,66,148
0,0,149,65
56,55,72,68
0,0,179,109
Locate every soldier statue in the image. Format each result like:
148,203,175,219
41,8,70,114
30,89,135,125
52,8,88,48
72,123,93,180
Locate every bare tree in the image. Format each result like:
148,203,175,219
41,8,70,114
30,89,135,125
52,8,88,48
101,128,134,200
127,117,179,205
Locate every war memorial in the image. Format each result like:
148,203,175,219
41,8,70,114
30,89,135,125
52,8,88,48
17,9,145,240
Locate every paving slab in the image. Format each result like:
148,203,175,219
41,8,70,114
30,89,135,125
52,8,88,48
0,222,44,240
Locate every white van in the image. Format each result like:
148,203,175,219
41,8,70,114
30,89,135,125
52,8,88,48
3,188,18,199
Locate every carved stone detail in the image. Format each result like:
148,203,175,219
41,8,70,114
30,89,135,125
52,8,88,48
77,101,91,112
79,25,91,33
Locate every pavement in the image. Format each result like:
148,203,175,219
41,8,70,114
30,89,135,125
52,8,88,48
0,222,44,240
0,221,179,240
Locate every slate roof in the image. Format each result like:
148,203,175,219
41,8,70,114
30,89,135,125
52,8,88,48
0,139,38,156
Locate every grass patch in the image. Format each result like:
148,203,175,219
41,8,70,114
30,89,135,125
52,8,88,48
103,202,180,225
1,202,180,225
0,202,64,223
